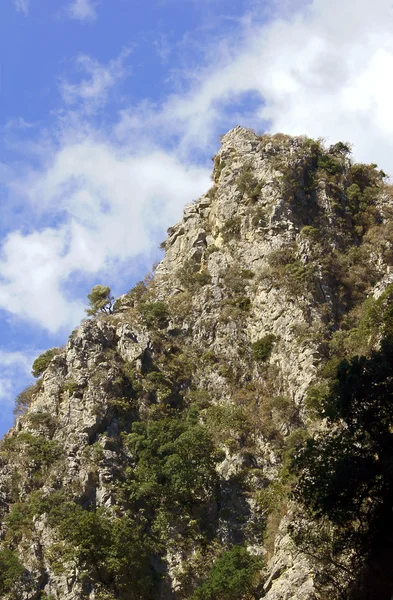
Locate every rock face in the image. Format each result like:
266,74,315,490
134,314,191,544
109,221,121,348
0,127,392,599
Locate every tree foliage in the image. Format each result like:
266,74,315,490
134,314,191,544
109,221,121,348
191,546,262,600
31,348,60,378
138,301,169,327
86,285,114,316
124,411,219,516
292,336,393,594
0,548,25,596
50,503,155,599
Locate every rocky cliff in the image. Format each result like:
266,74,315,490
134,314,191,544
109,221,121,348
0,127,392,599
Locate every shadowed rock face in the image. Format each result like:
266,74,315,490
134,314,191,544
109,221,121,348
0,127,392,599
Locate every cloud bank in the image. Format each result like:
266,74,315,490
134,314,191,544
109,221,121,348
2,141,210,332
120,0,393,169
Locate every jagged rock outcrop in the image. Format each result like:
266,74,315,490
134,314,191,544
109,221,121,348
0,127,392,599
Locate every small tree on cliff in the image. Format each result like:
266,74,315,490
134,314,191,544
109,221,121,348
86,285,114,316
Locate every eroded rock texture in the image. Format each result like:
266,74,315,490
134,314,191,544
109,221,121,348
1,127,392,599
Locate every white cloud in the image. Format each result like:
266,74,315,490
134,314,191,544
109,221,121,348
13,0,29,14
67,0,98,21
117,0,393,174
60,49,131,112
0,350,32,373
0,139,210,332
4,0,393,336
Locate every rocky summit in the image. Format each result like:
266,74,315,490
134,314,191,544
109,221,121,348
1,127,393,599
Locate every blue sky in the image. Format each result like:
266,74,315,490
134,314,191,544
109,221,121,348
0,0,393,436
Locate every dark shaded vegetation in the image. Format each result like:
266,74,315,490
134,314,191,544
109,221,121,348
291,286,393,599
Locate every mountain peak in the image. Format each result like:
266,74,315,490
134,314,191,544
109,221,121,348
0,131,391,599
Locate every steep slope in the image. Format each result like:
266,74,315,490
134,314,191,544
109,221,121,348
0,127,392,600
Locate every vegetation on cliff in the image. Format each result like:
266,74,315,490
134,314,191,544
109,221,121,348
0,128,393,599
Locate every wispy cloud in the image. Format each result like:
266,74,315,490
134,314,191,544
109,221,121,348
153,35,171,64
60,49,132,112
67,0,98,21
0,350,32,373
13,0,29,15
118,0,393,170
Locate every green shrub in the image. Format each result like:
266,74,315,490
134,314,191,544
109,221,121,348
328,141,352,156
138,302,169,327
0,548,25,595
50,505,155,598
240,269,255,279
177,262,210,291
305,382,330,417
191,546,262,600
26,412,57,434
122,281,148,306
237,169,265,201
143,371,172,402
31,348,60,378
64,379,80,396
125,416,218,510
205,244,219,258
300,226,319,241
317,154,343,175
18,433,62,470
122,411,220,546
205,404,252,448
234,297,251,311
252,335,276,362
195,271,212,286
5,502,35,543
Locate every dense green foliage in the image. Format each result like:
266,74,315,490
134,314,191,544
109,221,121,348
237,168,265,201
31,348,60,378
123,409,219,536
251,335,276,362
86,285,114,316
138,301,169,327
2,432,61,470
0,549,25,596
191,546,261,600
53,506,154,598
